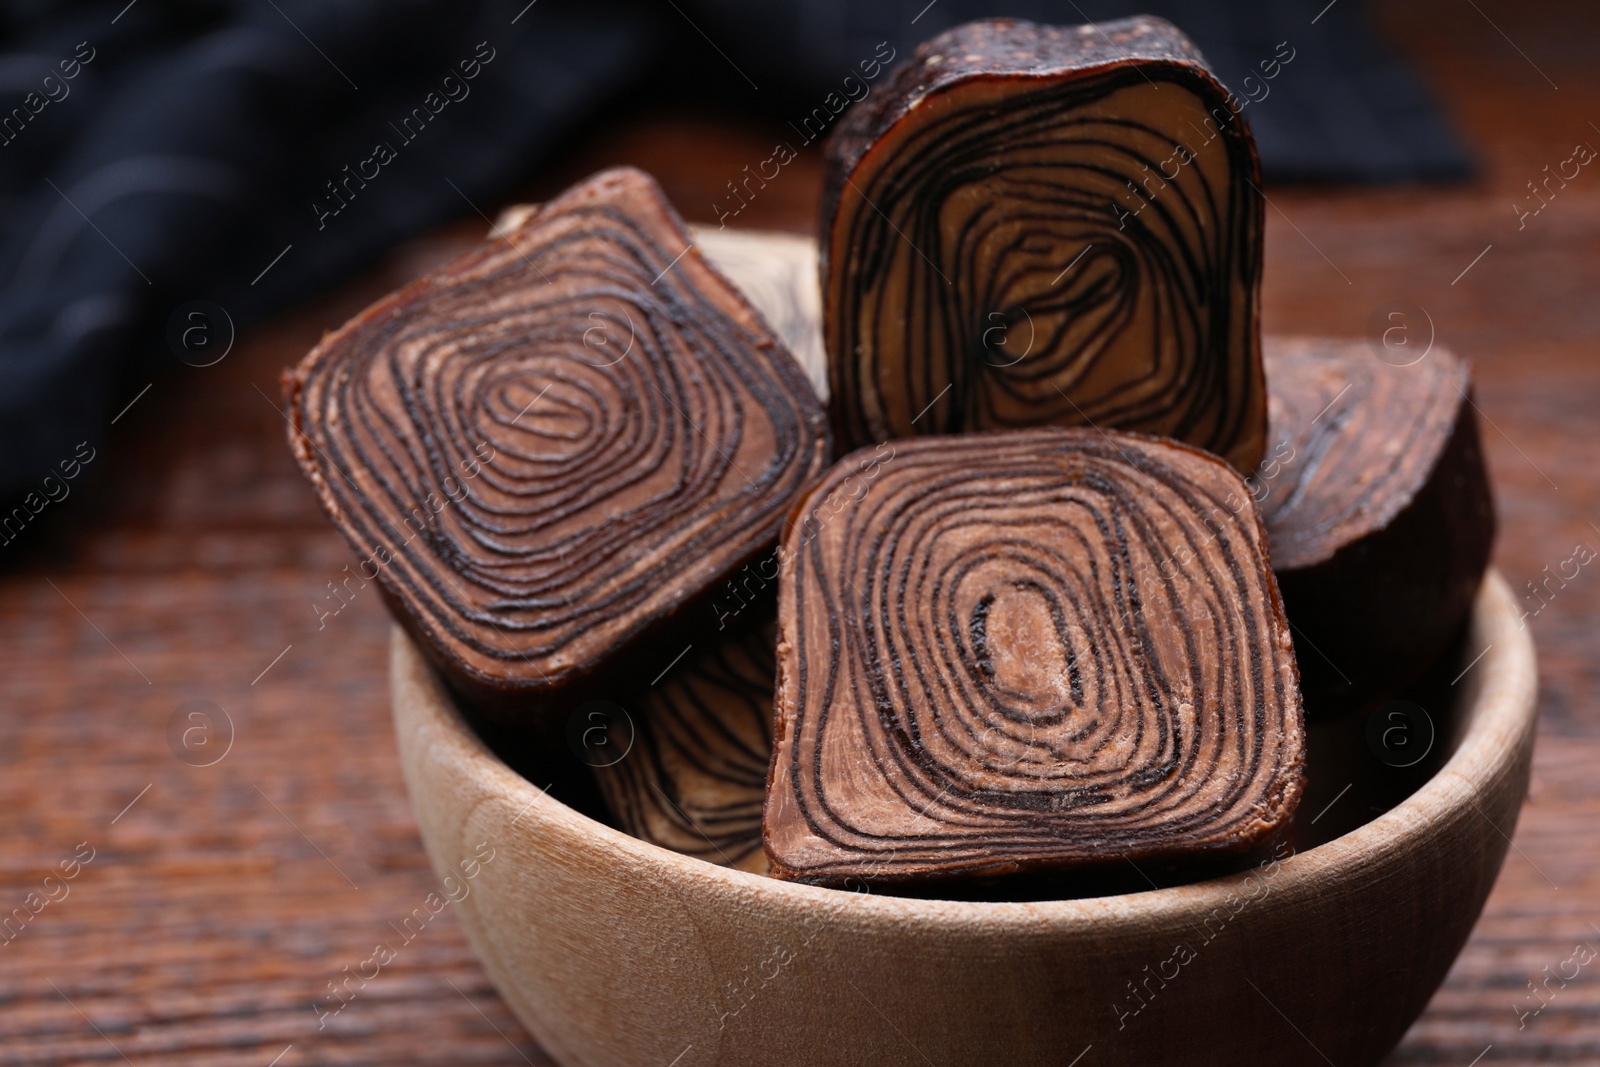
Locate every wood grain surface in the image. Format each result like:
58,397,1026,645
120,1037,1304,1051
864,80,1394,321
0,1,1596,1063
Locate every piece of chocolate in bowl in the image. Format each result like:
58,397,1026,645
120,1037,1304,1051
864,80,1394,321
821,16,1266,473
284,166,829,720
764,429,1305,889
1256,336,1495,716
590,617,777,875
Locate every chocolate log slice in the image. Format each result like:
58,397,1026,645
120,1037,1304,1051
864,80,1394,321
284,167,829,715
1257,337,1495,715
765,429,1304,887
592,619,776,874
821,16,1266,472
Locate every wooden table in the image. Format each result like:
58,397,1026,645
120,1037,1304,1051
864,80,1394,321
2,1,1596,1062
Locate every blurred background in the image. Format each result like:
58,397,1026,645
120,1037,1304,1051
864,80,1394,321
0,0,1595,1063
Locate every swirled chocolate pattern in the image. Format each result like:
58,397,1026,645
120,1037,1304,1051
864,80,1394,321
1258,337,1494,715
490,213,829,395
822,16,1266,472
285,167,829,714
593,619,776,874
764,429,1303,886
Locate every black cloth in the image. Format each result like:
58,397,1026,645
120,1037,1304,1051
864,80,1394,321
707,0,1472,183
0,0,1468,501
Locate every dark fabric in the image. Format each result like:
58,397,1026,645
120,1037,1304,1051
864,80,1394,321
0,0,1468,502
704,0,1472,183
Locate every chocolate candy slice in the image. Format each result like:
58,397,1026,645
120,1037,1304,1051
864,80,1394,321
285,167,829,715
592,619,776,874
1258,337,1495,715
765,429,1304,886
822,16,1266,472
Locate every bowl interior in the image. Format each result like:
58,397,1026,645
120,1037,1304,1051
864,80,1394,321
415,569,1534,910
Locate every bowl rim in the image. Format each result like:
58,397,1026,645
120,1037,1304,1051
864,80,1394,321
400,569,1536,929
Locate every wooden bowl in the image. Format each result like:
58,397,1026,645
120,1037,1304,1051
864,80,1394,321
392,570,1536,1067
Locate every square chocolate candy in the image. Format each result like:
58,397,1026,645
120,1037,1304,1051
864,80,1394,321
764,428,1304,886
